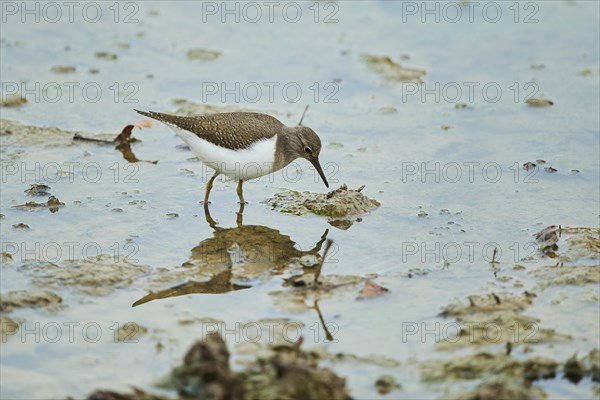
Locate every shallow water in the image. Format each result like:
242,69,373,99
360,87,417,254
1,1,599,399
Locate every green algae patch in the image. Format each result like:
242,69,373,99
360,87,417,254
12,195,65,213
422,352,558,383
437,292,571,350
526,98,554,107
375,375,401,395
1,252,13,263
18,255,150,296
264,185,380,230
95,51,118,60
529,264,600,289
186,48,221,61
530,226,599,289
1,119,77,145
0,95,27,108
0,119,127,150
421,349,600,400
0,315,20,341
50,65,76,74
362,53,426,83
0,289,62,313
560,227,600,262
114,322,148,342
421,352,557,399
85,389,169,400
24,184,52,196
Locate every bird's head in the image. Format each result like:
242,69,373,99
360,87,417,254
287,126,329,188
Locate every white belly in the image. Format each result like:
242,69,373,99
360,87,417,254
171,127,277,181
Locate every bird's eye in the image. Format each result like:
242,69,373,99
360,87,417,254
304,146,312,154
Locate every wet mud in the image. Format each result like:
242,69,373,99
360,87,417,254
264,185,380,230
420,225,600,398
362,54,427,83
87,332,352,400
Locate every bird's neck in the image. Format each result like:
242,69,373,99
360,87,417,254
273,128,300,171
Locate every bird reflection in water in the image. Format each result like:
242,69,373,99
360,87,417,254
132,202,329,307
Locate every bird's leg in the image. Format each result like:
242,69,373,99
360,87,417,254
236,180,247,204
236,201,245,227
203,171,219,204
314,239,334,285
203,202,218,229
307,229,330,254
311,300,334,342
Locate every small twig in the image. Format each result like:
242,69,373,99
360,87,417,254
298,105,309,126
314,239,333,285
491,292,501,305
313,300,334,341
468,296,476,307
490,247,498,265
72,133,112,144
292,335,304,352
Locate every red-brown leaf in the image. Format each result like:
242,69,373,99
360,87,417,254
359,281,389,299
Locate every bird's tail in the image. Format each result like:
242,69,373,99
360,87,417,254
134,109,157,119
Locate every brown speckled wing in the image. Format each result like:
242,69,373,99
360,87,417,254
135,110,284,150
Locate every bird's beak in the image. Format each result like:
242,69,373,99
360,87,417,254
311,158,329,188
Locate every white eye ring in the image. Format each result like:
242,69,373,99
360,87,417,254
304,146,312,154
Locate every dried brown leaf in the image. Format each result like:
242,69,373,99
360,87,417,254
358,281,389,299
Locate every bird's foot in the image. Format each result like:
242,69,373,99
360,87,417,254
237,201,248,205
